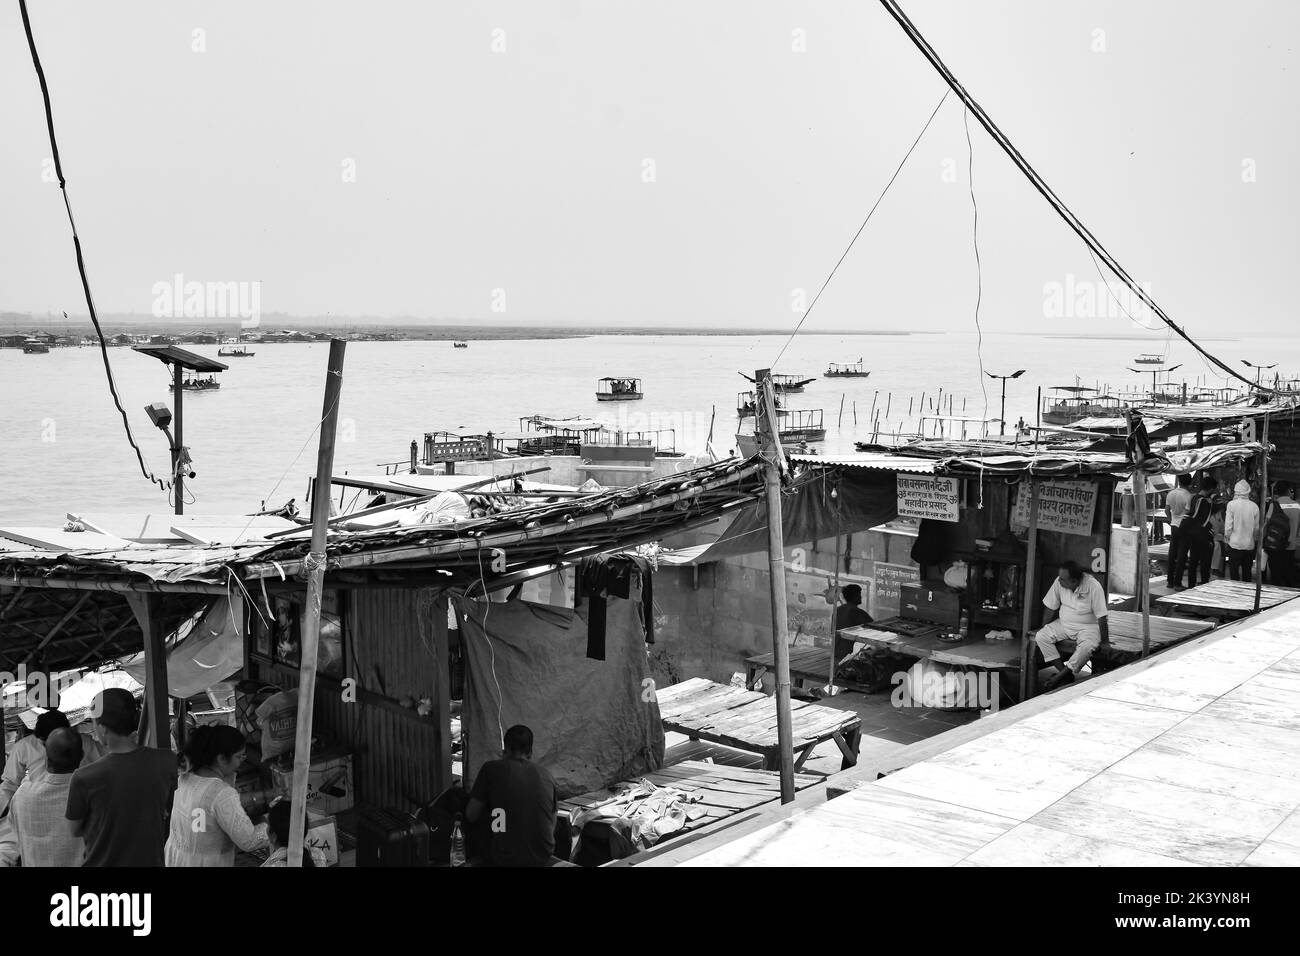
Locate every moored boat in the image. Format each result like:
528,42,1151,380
217,345,254,357
771,373,816,393
22,339,49,354
824,359,870,378
596,377,643,401
1134,353,1165,365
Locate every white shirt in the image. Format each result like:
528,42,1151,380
1224,496,1260,550
10,770,84,867
1043,573,1109,630
164,773,268,867
0,731,105,815
1166,486,1193,527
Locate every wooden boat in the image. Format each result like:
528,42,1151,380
771,373,816,393
824,359,870,378
1133,353,1165,365
453,341,468,348
596,377,643,402
736,390,785,418
169,371,221,391
22,339,49,354
735,408,826,454
218,345,254,357
1040,386,1115,425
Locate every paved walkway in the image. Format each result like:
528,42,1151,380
668,600,1300,866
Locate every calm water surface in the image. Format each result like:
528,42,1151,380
1,331,1293,525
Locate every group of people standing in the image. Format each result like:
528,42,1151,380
1166,474,1300,588
1,688,322,867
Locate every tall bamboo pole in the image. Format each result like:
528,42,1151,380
1255,412,1269,612
1019,480,1040,700
756,369,795,803
825,483,844,695
288,339,347,866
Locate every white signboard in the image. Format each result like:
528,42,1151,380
1013,480,1098,536
896,475,960,523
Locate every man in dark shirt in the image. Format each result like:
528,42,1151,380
832,584,873,664
466,725,558,867
66,689,178,867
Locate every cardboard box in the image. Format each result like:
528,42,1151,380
270,748,354,815
307,810,339,867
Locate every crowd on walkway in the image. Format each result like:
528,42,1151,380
0,689,324,867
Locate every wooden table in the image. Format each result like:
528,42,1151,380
1154,579,1300,620
655,677,862,771
558,759,822,863
745,645,875,694
839,623,991,662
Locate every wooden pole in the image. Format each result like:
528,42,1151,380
1255,412,1269,612
755,368,795,804
1134,469,1152,657
853,401,857,426
825,486,844,695
838,393,845,429
1018,480,1040,700
288,339,347,867
125,593,170,749
1034,386,1042,451
173,363,184,516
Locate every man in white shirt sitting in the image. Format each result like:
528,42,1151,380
1035,560,1110,692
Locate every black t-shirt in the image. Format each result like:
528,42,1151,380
469,757,557,867
834,605,874,659
66,747,178,867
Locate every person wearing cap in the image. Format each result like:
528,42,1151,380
10,728,85,867
65,688,178,867
1223,479,1260,581
0,709,104,818
832,584,874,665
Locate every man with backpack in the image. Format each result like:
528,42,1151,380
1264,481,1300,587
1180,476,1218,589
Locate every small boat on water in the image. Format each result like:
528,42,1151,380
170,371,221,391
1040,386,1116,425
22,339,49,354
1134,353,1165,365
734,408,826,454
453,341,468,348
771,373,816,393
736,390,785,418
218,345,255,357
825,359,870,378
596,377,643,401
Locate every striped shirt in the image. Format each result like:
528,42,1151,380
10,771,84,867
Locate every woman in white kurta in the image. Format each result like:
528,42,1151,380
165,725,268,867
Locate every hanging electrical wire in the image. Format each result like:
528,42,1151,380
877,0,1294,398
19,0,172,495
773,89,950,367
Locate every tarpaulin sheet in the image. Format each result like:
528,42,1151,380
455,593,664,798
688,470,898,562
120,594,245,698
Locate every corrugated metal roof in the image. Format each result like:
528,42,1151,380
790,453,936,473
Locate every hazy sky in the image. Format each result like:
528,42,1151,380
1,0,1296,332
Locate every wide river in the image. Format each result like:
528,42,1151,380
1,330,1294,526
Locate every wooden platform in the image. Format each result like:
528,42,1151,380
656,677,862,771
745,645,875,694
1155,579,1300,619
559,758,821,854
667,599,1300,867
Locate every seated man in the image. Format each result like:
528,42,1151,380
832,584,873,664
465,724,559,867
1035,560,1110,692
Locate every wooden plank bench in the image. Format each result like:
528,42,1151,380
744,645,877,695
558,759,822,864
1154,579,1300,621
656,677,862,772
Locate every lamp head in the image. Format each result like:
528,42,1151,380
144,403,172,430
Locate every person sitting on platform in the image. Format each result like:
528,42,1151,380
833,584,874,665
1034,560,1110,692
465,724,559,867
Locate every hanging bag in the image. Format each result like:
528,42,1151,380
1264,502,1292,552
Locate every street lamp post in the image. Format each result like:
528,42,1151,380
985,369,1026,436
1242,359,1277,388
